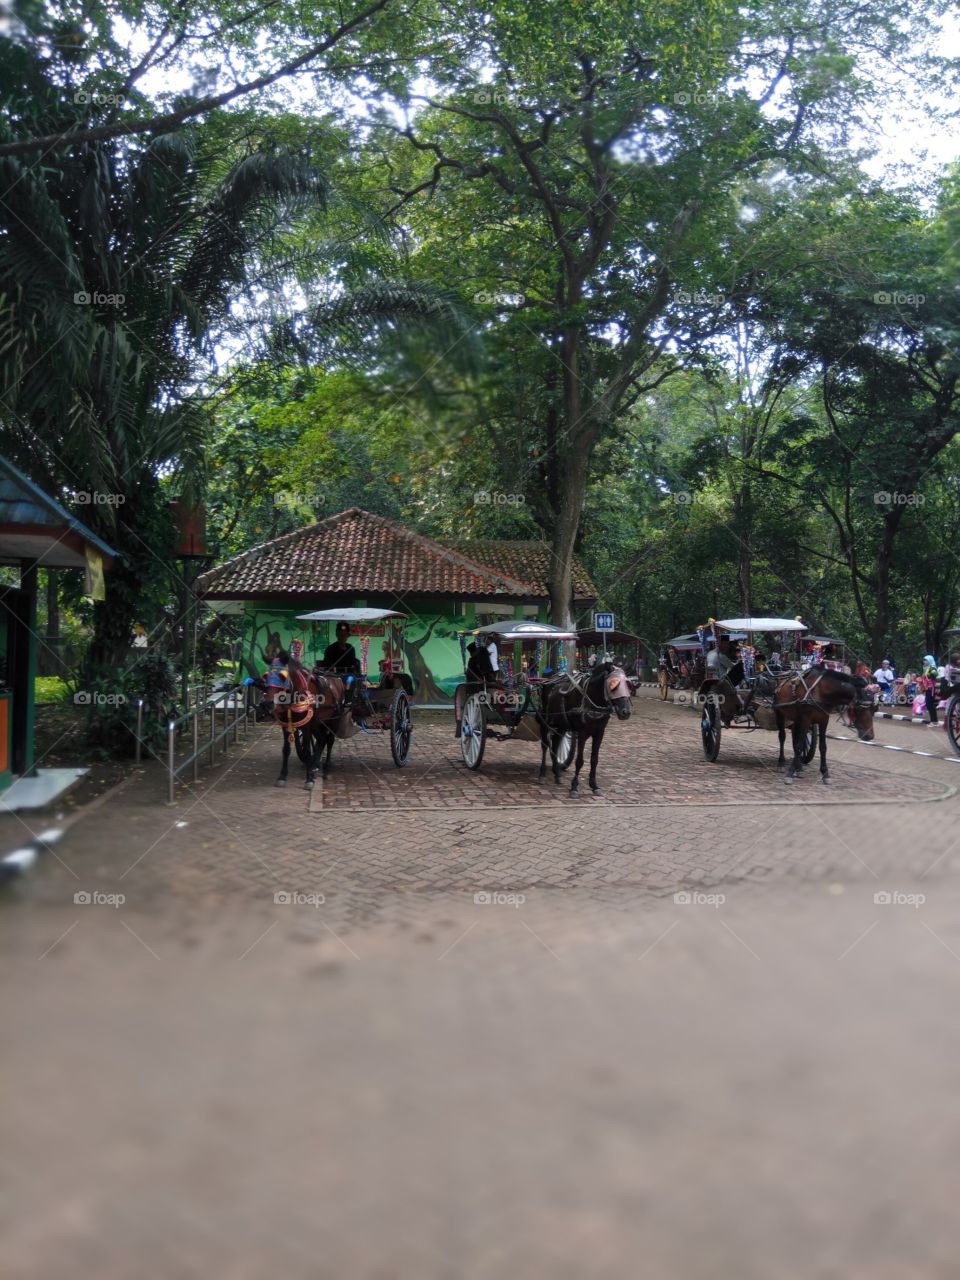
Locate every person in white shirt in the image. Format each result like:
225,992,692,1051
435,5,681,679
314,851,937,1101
486,638,500,674
873,659,895,704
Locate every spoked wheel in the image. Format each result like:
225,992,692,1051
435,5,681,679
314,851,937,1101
390,688,412,767
460,692,487,770
701,700,721,762
947,695,960,757
294,727,310,762
801,726,817,764
555,729,576,771
658,668,669,700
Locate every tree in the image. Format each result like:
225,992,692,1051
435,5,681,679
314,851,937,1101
367,0,951,623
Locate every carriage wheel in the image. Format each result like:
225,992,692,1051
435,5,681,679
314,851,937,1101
390,688,412,767
658,668,669,700
801,726,817,764
556,729,576,771
294,727,310,763
947,695,960,757
460,693,487,770
701,700,721,761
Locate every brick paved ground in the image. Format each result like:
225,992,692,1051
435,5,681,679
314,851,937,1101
2,691,960,1278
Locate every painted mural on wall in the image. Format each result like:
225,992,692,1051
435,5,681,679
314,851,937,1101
242,607,468,703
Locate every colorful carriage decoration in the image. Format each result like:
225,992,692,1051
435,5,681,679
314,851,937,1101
292,607,414,767
454,620,578,772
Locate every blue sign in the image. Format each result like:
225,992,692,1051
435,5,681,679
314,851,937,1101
594,612,615,632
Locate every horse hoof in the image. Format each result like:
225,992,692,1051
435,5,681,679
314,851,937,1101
305,780,314,791
821,776,831,786
274,779,287,788
784,776,794,786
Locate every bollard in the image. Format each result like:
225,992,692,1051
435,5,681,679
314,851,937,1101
209,700,216,765
135,699,144,766
192,709,200,783
233,688,240,743
167,720,176,805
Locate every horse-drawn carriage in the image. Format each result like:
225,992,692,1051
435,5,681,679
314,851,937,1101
455,620,578,772
258,607,413,786
657,634,704,700
454,620,633,793
695,617,875,782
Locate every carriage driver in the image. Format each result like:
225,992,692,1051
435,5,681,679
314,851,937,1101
322,622,361,677
705,635,744,724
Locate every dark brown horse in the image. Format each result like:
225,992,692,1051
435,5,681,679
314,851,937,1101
259,656,345,789
539,662,632,795
773,665,875,785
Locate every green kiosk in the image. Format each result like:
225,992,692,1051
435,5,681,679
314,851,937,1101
0,456,116,806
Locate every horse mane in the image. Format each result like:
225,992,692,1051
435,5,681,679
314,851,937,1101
808,664,865,688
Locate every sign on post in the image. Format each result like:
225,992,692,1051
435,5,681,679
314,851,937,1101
594,612,615,632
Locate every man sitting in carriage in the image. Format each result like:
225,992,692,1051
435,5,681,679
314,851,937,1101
322,621,361,675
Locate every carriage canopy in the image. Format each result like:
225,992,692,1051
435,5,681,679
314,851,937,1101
295,607,408,622
714,617,807,633
470,620,579,642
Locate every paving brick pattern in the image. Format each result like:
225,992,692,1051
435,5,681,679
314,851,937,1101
3,691,960,1279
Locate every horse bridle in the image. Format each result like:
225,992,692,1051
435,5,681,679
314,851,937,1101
580,667,628,720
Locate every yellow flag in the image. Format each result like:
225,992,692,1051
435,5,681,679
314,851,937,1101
84,546,105,601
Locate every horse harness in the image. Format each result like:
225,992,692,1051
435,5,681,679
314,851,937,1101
776,669,870,716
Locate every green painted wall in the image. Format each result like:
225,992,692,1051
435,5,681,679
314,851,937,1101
241,601,544,703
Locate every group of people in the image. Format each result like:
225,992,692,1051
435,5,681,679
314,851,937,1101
864,654,960,724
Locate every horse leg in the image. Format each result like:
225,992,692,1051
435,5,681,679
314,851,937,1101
819,720,830,784
570,731,585,794
303,729,318,790
539,719,548,779
323,727,334,774
588,724,606,794
276,730,290,787
785,721,801,784
776,710,786,769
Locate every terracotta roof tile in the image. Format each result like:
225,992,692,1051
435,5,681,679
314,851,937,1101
196,508,594,602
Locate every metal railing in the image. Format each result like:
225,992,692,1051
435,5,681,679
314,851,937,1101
130,684,253,804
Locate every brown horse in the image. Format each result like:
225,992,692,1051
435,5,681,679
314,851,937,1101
539,662,632,795
773,665,875,785
259,656,345,789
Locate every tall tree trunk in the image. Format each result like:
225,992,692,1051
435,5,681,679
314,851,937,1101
734,484,752,615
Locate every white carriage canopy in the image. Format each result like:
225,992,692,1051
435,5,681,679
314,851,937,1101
295,608,408,623
715,617,807,633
